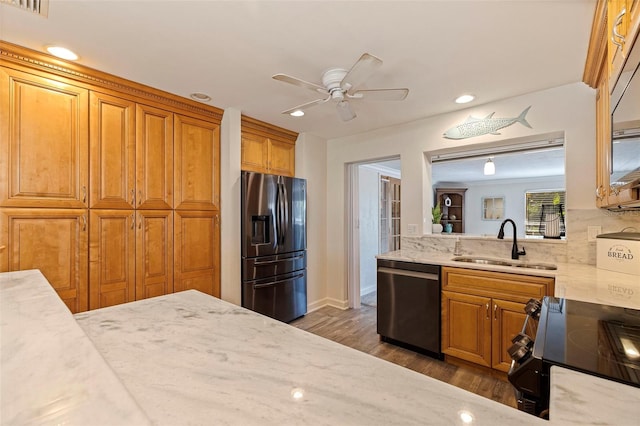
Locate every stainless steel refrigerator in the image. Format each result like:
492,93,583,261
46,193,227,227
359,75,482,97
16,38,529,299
241,171,307,322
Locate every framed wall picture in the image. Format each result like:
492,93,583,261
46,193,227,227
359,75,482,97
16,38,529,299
482,197,504,220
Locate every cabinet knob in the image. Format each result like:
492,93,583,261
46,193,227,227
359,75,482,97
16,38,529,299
611,7,627,48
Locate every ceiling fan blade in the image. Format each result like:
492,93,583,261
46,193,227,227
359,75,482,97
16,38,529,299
281,97,330,115
336,100,356,121
351,88,409,101
273,74,328,94
341,53,383,91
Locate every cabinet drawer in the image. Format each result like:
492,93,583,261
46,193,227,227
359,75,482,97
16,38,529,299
442,267,553,303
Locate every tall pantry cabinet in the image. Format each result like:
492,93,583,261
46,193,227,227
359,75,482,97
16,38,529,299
0,41,222,313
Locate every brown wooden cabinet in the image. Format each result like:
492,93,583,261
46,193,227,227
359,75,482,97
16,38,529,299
89,209,173,310
241,115,297,177
174,114,220,210
174,210,220,297
441,267,554,372
0,67,89,209
435,188,467,233
0,208,88,313
1,41,223,309
585,0,640,208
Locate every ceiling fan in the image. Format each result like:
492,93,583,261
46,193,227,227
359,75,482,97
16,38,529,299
272,53,409,122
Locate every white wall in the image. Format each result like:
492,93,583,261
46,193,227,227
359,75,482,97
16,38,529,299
316,82,596,306
220,108,242,305
358,166,379,296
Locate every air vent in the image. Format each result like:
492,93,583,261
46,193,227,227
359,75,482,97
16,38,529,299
0,0,48,17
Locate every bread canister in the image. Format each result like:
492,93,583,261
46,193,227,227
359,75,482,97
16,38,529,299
596,232,640,276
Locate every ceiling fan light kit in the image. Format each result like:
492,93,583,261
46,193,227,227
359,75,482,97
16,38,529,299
273,53,409,122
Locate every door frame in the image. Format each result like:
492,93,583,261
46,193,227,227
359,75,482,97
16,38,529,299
346,158,401,309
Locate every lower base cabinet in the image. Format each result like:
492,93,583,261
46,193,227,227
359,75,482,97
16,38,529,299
0,208,89,313
174,210,220,297
89,209,174,310
441,267,554,373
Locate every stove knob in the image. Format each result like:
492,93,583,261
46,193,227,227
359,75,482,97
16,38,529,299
511,332,533,348
508,341,531,363
524,298,542,319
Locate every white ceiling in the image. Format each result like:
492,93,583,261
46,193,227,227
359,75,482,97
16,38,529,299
0,0,596,140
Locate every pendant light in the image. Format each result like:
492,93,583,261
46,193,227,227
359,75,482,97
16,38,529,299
484,158,495,175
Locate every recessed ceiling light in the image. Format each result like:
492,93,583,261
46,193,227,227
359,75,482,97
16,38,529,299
46,46,78,61
455,94,475,104
290,110,304,117
190,92,212,102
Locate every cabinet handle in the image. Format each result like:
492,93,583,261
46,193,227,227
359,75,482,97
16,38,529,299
131,214,135,230
611,7,626,48
486,303,490,319
138,213,142,230
138,190,142,206
82,214,87,231
131,189,135,205
595,185,604,200
82,186,87,203
494,303,498,320
215,214,220,225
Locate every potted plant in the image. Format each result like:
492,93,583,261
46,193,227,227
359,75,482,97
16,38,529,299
432,202,443,233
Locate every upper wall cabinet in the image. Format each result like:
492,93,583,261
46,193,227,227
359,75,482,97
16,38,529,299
174,114,220,211
584,0,640,208
608,0,640,87
241,115,298,177
89,94,175,210
0,67,89,208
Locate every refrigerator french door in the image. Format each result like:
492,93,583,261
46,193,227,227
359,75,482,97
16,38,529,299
241,171,307,322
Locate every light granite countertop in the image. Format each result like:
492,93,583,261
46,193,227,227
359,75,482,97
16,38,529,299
2,269,638,425
377,250,640,310
0,270,151,425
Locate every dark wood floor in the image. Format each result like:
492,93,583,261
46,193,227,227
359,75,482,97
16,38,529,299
290,303,517,409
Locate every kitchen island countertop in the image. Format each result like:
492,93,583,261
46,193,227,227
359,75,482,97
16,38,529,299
3,269,638,425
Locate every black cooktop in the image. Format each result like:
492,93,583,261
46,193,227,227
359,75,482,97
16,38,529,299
535,297,640,387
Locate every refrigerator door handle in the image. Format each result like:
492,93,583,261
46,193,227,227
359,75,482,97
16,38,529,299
254,254,304,266
281,182,289,244
253,273,305,288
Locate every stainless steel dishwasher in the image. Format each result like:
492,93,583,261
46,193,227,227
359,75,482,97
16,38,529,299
376,259,442,359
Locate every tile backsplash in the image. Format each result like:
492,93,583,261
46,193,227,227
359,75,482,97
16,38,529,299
402,209,640,265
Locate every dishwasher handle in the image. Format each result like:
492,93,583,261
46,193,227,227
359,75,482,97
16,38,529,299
377,267,439,281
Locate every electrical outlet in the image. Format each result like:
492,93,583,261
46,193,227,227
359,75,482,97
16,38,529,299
587,225,601,242
407,224,418,235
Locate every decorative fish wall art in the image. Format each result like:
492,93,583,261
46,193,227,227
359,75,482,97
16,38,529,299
443,106,532,140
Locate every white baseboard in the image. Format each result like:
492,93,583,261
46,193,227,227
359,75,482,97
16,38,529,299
307,297,349,313
360,285,376,296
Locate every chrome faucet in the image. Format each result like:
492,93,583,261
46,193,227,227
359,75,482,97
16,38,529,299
497,219,526,260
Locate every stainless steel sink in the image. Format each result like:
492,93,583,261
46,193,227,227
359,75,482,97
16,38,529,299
452,256,557,270
451,256,512,267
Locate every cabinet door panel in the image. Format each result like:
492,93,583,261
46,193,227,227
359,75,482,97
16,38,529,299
174,210,220,297
241,133,269,173
492,299,527,372
1,208,88,312
136,104,173,209
0,67,89,208
441,290,492,367
89,92,136,209
174,115,220,210
136,210,173,300
89,210,135,309
269,140,295,177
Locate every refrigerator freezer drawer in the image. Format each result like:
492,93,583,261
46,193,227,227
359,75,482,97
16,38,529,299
242,270,307,323
242,251,306,281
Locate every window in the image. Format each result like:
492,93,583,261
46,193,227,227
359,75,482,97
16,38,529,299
525,190,566,238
